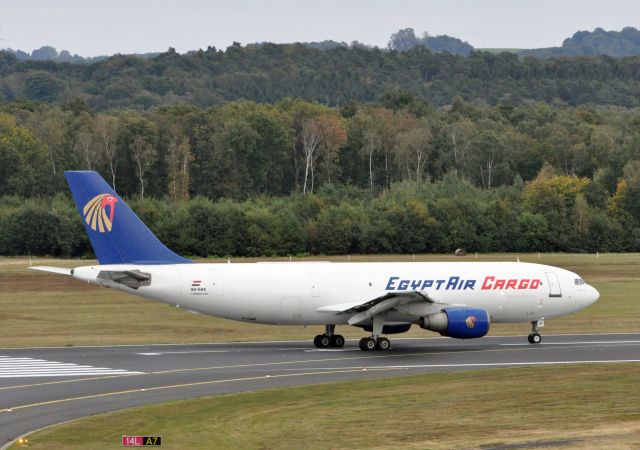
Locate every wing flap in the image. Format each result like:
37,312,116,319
316,290,443,325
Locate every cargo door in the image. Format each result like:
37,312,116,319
545,272,562,298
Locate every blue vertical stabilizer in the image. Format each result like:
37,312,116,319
65,171,192,265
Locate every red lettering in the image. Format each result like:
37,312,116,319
530,279,540,289
518,279,529,289
482,276,495,290
506,279,517,289
495,279,505,289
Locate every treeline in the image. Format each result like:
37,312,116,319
3,42,640,110
1,97,640,256
2,98,640,199
520,27,640,58
1,172,637,258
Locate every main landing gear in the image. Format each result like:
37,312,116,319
358,336,390,351
313,325,345,348
528,319,543,344
358,315,391,351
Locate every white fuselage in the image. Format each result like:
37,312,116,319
71,261,600,326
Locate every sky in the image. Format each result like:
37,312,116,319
1,0,639,56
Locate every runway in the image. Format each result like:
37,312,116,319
1,333,639,447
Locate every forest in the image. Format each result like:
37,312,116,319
2,41,640,110
1,91,639,258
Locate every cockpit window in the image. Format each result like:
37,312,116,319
574,278,586,285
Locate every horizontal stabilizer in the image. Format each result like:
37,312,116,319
29,266,72,276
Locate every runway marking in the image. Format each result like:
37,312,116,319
0,356,143,378
135,350,229,356
3,333,638,350
304,349,360,352
0,341,628,390
383,359,640,369
0,367,403,413
500,340,640,346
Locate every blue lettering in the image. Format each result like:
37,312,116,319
386,277,399,290
398,280,409,290
410,280,422,290
446,276,460,290
435,280,445,289
464,280,476,290
421,280,433,289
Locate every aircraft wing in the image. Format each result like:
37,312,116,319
316,290,461,326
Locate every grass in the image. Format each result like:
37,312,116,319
0,253,638,347
13,363,640,449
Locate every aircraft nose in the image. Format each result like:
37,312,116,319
586,286,600,306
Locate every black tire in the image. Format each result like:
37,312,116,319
359,337,376,351
314,335,324,348
528,333,541,344
331,334,345,347
319,335,331,347
377,337,390,350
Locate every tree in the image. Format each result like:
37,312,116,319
394,120,433,182
388,28,419,51
301,119,321,194
95,115,119,189
165,136,192,201
130,136,157,199
315,113,347,184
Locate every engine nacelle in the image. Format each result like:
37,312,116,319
419,307,490,339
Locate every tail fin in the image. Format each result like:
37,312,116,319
65,171,191,265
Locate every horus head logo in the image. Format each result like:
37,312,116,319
465,315,476,329
83,194,118,232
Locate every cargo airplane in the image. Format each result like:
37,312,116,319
32,171,600,351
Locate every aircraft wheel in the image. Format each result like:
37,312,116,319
330,334,345,348
359,337,376,351
314,334,330,348
528,333,541,344
377,337,391,351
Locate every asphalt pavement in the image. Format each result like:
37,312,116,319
1,333,639,447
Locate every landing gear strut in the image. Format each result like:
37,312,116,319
313,324,345,348
528,319,543,344
358,315,391,351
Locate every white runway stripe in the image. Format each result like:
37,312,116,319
0,356,143,378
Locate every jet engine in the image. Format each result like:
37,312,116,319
419,307,490,339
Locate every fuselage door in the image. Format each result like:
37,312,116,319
545,272,562,298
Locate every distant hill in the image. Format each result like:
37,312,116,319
388,28,474,55
519,27,640,58
4,45,160,64
7,27,640,65
2,42,640,110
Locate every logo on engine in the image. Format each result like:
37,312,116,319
465,315,476,329
83,194,118,232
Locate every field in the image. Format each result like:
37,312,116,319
1,253,639,348
13,364,640,449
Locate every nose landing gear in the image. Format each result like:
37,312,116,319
528,319,543,344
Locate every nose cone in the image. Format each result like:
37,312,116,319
585,286,600,307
